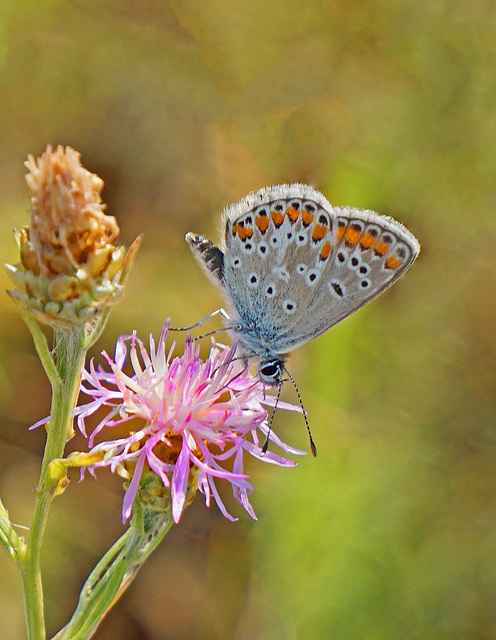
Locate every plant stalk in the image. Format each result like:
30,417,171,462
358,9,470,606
21,326,87,640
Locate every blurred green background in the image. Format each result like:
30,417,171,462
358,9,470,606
0,0,495,638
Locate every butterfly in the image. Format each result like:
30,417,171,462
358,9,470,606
186,184,420,452
186,182,419,376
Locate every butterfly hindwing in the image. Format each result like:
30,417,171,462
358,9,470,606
186,184,420,360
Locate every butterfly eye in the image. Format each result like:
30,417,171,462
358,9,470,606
258,361,283,386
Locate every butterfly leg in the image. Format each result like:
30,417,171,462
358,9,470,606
170,308,243,342
169,308,231,332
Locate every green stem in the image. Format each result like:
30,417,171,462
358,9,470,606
21,326,87,640
52,502,175,640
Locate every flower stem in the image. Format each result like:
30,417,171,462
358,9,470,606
51,502,175,640
21,326,87,640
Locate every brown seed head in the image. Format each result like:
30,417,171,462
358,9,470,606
7,145,141,326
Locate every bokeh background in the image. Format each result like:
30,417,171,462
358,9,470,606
0,1,495,638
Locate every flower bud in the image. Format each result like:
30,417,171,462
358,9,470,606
6,145,140,327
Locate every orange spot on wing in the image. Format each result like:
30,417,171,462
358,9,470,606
335,224,346,241
319,240,332,261
312,223,327,242
360,233,376,249
233,223,252,241
302,210,314,226
345,227,361,246
385,254,403,269
374,240,389,256
255,215,269,233
271,210,285,227
287,206,300,222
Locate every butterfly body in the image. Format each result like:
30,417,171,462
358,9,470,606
186,184,419,386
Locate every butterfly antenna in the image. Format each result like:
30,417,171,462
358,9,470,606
283,366,317,457
262,382,282,455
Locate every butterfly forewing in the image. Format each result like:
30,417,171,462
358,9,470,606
187,184,419,360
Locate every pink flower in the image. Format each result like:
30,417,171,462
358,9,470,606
75,322,304,523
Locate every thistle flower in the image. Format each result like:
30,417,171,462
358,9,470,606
75,323,305,523
6,144,139,326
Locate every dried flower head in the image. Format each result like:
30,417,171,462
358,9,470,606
6,145,139,326
75,323,304,523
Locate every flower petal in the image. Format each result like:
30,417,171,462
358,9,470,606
122,452,146,523
171,441,191,522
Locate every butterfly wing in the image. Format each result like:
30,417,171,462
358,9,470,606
218,185,330,338
275,205,419,351
187,184,419,359
218,184,420,355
